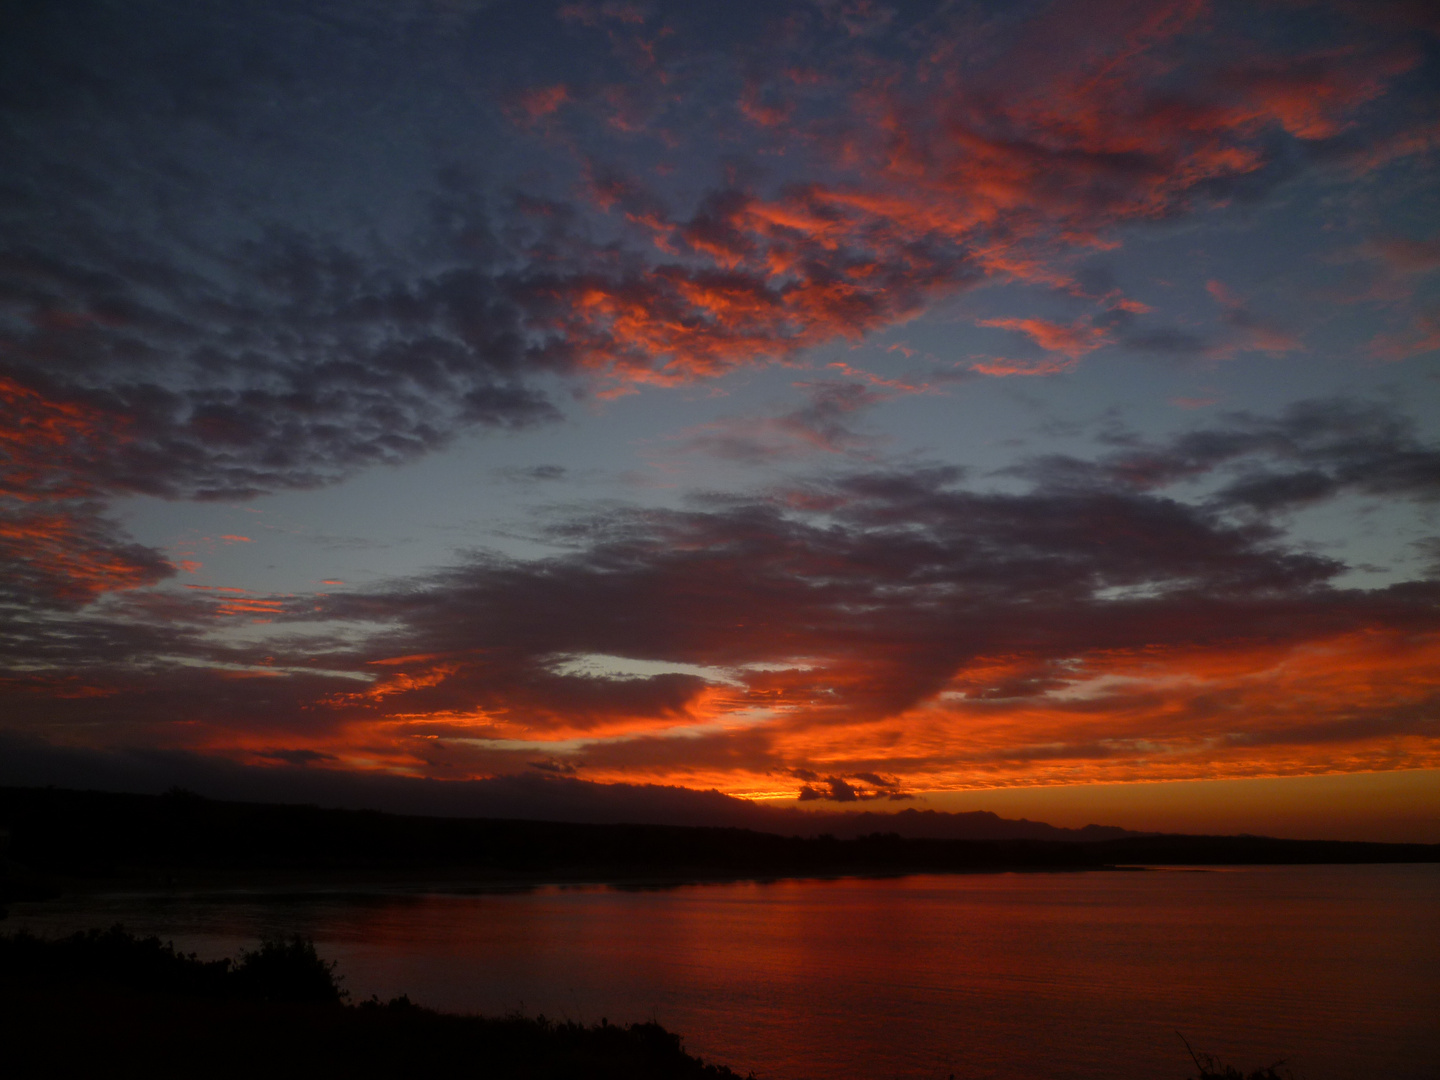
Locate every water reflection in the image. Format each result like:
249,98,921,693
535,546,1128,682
9,865,1439,1080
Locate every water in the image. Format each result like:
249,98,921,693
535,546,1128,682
8,865,1438,1080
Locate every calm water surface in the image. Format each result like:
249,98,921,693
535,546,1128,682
9,865,1438,1080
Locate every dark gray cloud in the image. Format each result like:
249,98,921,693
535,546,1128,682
679,379,891,462
796,774,913,802
4,400,1438,775
0,501,175,609
0,205,563,502
1019,399,1440,513
497,465,569,483
5,0,1433,508
281,452,1399,740
1,1,578,503
3,2,1439,798
1121,329,1211,356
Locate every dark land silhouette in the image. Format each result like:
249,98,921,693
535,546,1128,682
0,926,746,1079
1,785,1435,903
0,733,1141,840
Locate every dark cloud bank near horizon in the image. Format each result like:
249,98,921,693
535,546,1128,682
0,734,1136,842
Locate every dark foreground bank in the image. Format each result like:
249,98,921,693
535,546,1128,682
0,926,746,1080
2,786,1435,901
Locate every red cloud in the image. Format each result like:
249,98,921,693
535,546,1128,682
979,318,1112,359
971,356,1081,378
1366,311,1440,362
512,84,570,122
0,377,127,503
0,507,173,605
533,1,1418,391
7,434,1439,797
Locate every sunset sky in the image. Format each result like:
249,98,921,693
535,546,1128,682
3,0,1438,840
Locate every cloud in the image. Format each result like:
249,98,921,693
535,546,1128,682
508,84,571,124
1205,280,1303,356
1369,236,1440,274
979,318,1112,359
1366,310,1440,362
2,0,1431,517
60,402,1409,788
1018,398,1440,513
253,748,339,766
797,772,912,802
678,378,890,462
0,501,175,609
496,464,569,483
4,413,1439,793
3,3,1440,800
971,356,1082,378
1121,329,1211,357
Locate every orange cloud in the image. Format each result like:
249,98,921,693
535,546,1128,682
971,356,1080,377
0,377,127,502
532,3,1417,393
978,317,1112,358
1366,311,1440,362
0,506,172,605
215,598,287,617
559,627,1440,798
512,83,570,122
4,2,1438,815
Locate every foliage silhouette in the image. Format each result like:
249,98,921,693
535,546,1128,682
1180,1032,1295,1080
234,935,347,1003
0,925,344,1003
0,927,748,1079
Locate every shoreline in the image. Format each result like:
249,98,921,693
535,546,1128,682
5,860,1129,909
4,786,1435,912
11,859,1433,915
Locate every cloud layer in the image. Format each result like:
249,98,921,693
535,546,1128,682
4,402,1437,800
2,1,1438,815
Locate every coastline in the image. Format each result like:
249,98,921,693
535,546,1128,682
4,785,1435,913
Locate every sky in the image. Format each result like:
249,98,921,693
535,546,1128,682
3,0,1439,841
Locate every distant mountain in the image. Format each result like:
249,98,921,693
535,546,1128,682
0,733,1141,841
1,786,1432,903
791,808,1141,842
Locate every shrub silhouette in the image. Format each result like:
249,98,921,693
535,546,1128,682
1180,1032,1294,1080
1,927,751,1078
232,935,346,1003
0,925,232,996
0,925,343,1003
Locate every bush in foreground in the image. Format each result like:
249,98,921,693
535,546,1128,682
1181,1032,1294,1080
0,926,746,1079
0,925,344,1003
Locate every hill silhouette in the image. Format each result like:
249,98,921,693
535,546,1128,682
0,733,1140,839
1,785,1434,902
